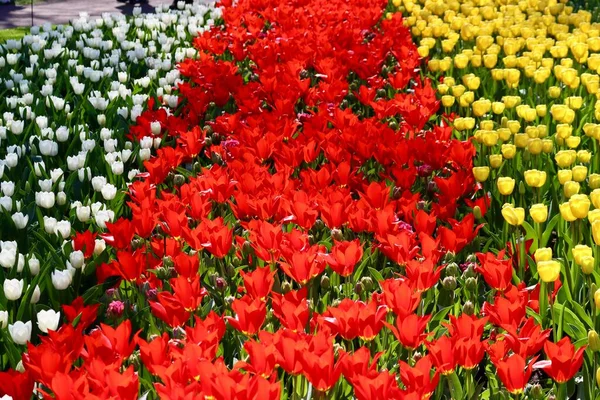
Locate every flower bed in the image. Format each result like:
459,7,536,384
0,0,598,399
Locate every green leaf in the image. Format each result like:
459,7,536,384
369,267,384,284
541,213,560,248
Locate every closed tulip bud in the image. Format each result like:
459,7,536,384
560,202,577,222
442,276,457,290
590,330,600,352
490,154,503,169
465,277,477,291
591,174,600,190
595,289,600,309
497,177,515,195
534,248,553,262
597,367,600,387
563,181,580,198
538,260,561,282
518,181,526,195
530,203,548,223
472,166,490,182
320,274,330,290
361,277,373,292
524,169,546,188
501,204,524,226
569,194,591,219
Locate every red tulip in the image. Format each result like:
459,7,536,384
542,337,586,383
241,266,275,300
224,295,266,336
493,354,537,395
383,313,430,349
326,239,364,277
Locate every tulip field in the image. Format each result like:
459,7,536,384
3,0,600,398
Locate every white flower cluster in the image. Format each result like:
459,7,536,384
0,1,220,345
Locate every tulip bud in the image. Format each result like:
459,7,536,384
590,174,600,189
595,289,600,310
446,262,459,277
462,301,475,316
355,281,364,295
465,277,477,291
320,274,330,290
331,228,343,241
596,367,600,387
473,206,482,220
361,277,373,292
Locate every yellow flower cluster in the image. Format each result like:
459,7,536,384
397,0,600,281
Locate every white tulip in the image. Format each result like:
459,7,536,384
55,126,69,142
43,216,57,234
91,176,106,192
35,191,56,209
50,168,64,183
111,161,124,175
39,140,58,156
11,212,28,229
139,148,151,161
16,253,24,273
101,183,117,200
0,196,12,212
95,209,114,229
39,179,53,192
0,248,16,269
30,285,40,304
37,310,60,333
54,220,71,239
35,116,48,130
28,255,40,275
0,310,7,328
150,121,161,135
94,238,106,256
8,321,32,345
5,153,18,168
9,120,23,135
1,182,14,197
56,192,67,206
69,250,85,269
3,279,23,301
140,136,153,149
76,205,91,222
51,269,72,290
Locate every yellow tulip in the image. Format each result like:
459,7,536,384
462,74,481,91
501,204,524,226
506,120,521,134
472,167,490,182
566,136,581,149
454,53,469,69
536,105,547,117
548,86,562,98
577,150,592,163
491,102,506,114
489,154,503,169
560,202,577,222
590,174,600,189
542,139,554,153
534,247,553,262
530,203,548,223
442,95,455,107
502,96,521,109
483,54,498,69
537,260,561,283
501,144,517,159
555,150,576,168
452,85,466,97
480,121,494,131
505,68,521,87
497,177,516,195
527,138,543,155
459,92,475,107
557,170,573,185
580,256,595,275
525,126,539,138
417,46,430,58
593,220,600,245
590,189,600,209
497,128,511,141
566,96,583,110
569,194,591,219
491,69,505,81
564,181,580,198
482,131,499,147
556,124,572,139
571,42,589,63
572,165,588,182
514,133,529,148
472,99,491,116
538,125,548,138
524,170,546,188
572,245,593,266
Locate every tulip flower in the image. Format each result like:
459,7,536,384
537,260,561,283
8,321,31,345
3,279,23,301
530,203,548,223
524,169,546,188
501,204,524,226
569,194,590,219
497,177,516,195
36,310,60,333
472,166,490,182
0,310,7,328
494,353,537,395
542,337,586,384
